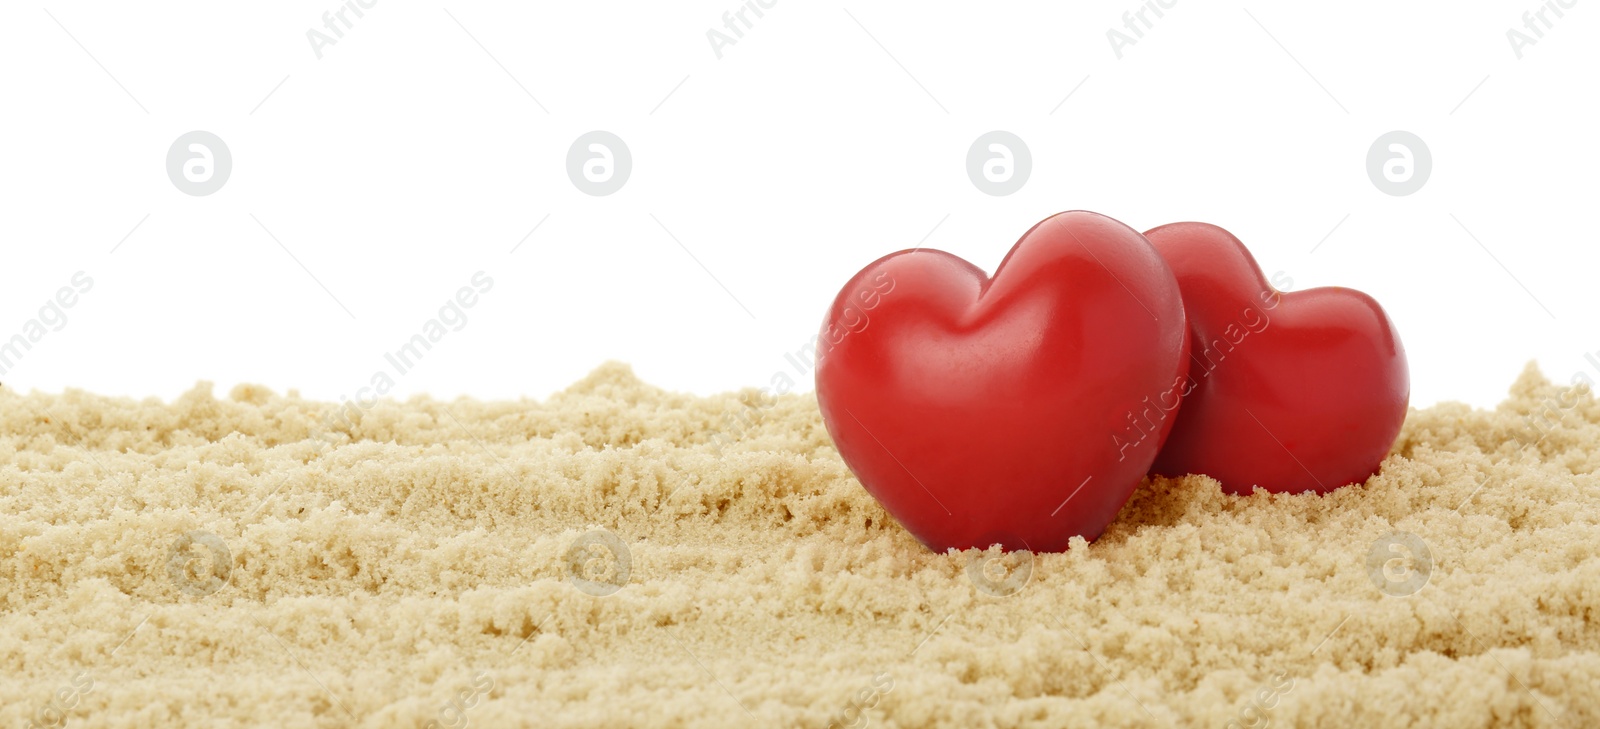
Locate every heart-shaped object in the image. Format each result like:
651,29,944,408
815,211,1190,552
1144,222,1409,494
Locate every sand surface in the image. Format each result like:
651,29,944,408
2,363,1598,728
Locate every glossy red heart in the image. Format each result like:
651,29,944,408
1144,222,1409,494
814,211,1190,553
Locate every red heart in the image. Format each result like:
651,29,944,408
815,212,1190,552
1144,222,1409,494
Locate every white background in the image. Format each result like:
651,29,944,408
1,1,1594,409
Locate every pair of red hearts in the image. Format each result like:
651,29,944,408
814,212,1408,553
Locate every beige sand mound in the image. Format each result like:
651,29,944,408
2,364,1598,728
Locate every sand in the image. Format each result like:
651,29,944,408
1,363,1598,728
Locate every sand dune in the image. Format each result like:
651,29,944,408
2,363,1597,728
